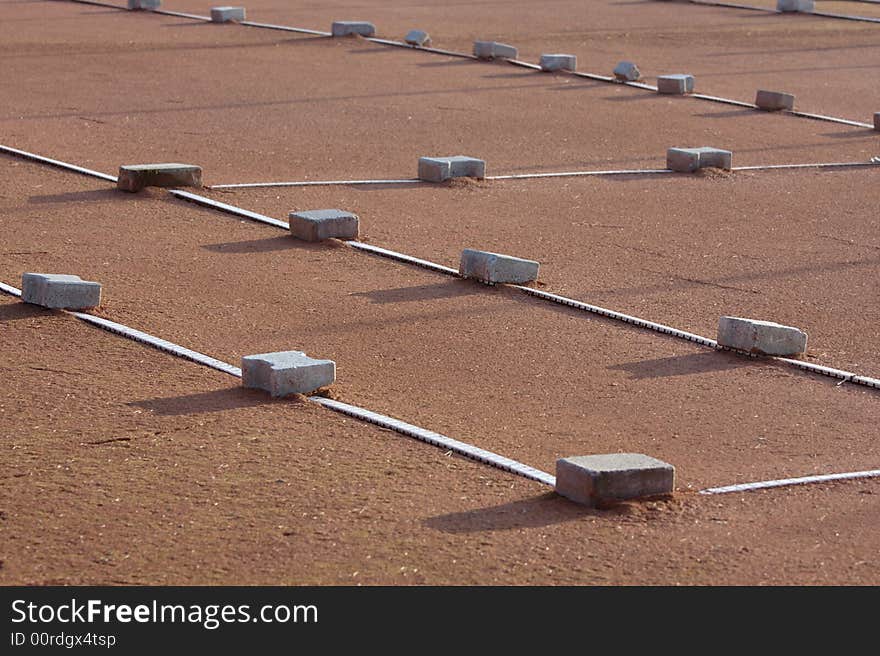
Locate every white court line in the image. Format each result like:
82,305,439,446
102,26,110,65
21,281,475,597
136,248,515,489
239,21,331,36
700,469,880,495
345,241,461,276
0,144,118,183
0,280,552,486
168,189,289,229
150,9,210,21
210,179,422,190
209,159,876,188
310,397,556,486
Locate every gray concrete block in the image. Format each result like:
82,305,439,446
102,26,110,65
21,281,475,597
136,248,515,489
242,351,335,397
666,146,732,172
459,249,539,284
117,163,202,192
657,74,695,95
128,0,160,9
211,6,246,22
873,112,879,131
405,29,431,47
613,61,640,81
717,316,807,356
472,41,518,60
540,54,576,72
418,156,485,182
331,21,376,37
777,0,814,11
21,273,101,310
288,209,359,242
556,454,675,507
755,89,795,111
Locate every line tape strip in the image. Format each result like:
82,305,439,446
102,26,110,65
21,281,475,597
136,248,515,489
239,20,331,36
149,9,210,21
0,280,552,486
345,241,461,276
700,469,880,495
210,179,423,190
168,189,289,229
688,0,880,22
310,397,556,486
209,159,877,188
0,143,117,183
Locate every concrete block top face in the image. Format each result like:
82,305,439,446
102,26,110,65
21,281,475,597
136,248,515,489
459,249,540,284
128,0,160,9
242,351,336,397
555,453,675,507
613,61,640,81
755,89,795,111
717,316,808,356
331,21,376,37
539,54,577,72
288,209,359,242
418,156,485,182
211,6,246,22
472,41,518,60
21,273,102,310
117,163,202,192
777,0,814,11
405,29,431,46
657,74,695,94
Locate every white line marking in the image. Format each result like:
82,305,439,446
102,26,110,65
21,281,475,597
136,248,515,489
733,161,880,171
346,241,461,276
0,144,117,183
150,9,210,21
487,169,674,180
309,397,556,486
239,20,331,36
210,179,422,189
168,189,289,229
700,469,880,495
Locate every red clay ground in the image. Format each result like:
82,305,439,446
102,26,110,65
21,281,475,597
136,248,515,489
1,0,878,585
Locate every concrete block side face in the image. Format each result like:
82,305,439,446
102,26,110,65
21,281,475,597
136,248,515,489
459,249,539,284
657,74,694,94
556,454,675,506
405,30,431,46
117,164,202,192
755,89,795,111
492,43,518,59
331,21,376,37
211,7,246,22
717,316,808,356
695,147,733,170
777,0,814,11
473,41,517,59
873,112,879,131
288,210,359,242
666,148,700,172
448,156,486,179
242,351,336,397
22,273,101,309
418,157,451,182
128,0,160,9
613,61,640,81
540,54,576,72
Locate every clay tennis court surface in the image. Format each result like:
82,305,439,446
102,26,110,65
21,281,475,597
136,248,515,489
1,0,877,585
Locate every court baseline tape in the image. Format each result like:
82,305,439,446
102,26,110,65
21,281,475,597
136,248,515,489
687,0,880,22
701,469,880,495
61,0,876,129
0,280,555,487
209,160,878,189
168,190,880,392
